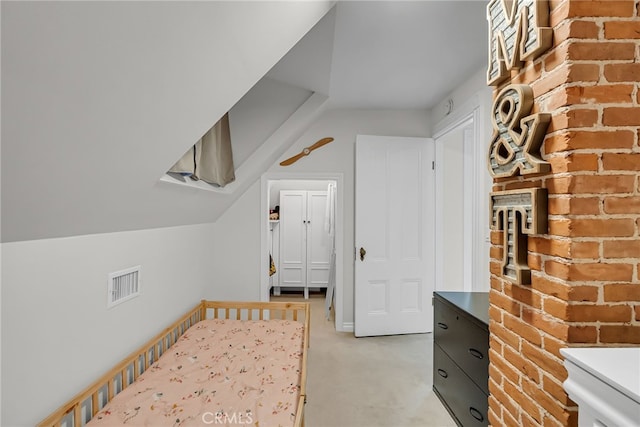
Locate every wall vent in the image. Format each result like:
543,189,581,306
108,266,141,308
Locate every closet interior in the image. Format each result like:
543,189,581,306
268,179,337,299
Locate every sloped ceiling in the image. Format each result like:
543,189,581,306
1,1,334,242
1,1,488,243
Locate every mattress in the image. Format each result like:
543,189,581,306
87,318,305,426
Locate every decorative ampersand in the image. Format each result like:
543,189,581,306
487,84,551,178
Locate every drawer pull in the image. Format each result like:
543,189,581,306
469,407,484,422
469,348,484,359
437,322,448,330
437,369,448,378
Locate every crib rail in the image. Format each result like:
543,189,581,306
201,299,310,348
37,300,310,427
37,302,205,427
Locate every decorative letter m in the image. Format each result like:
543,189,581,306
487,0,553,86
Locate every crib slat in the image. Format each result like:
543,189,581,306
73,404,81,427
91,392,99,416
109,378,116,400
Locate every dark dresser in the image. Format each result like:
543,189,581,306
433,291,490,427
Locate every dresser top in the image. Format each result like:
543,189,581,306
561,347,640,404
434,291,490,325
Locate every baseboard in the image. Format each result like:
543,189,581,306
341,322,354,332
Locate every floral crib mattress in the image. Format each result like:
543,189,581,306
88,318,305,427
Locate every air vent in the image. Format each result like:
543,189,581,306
108,266,141,308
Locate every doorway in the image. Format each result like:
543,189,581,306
433,105,491,292
260,172,344,330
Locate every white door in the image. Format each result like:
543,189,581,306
306,191,331,290
279,191,307,289
355,135,435,337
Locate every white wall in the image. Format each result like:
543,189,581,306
1,223,215,426
209,109,431,329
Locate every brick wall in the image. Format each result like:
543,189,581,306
488,1,640,426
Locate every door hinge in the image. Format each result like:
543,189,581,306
432,161,435,170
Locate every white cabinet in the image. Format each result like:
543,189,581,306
279,190,331,298
562,347,640,427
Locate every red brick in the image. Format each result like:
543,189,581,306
522,340,567,382
505,380,542,424
603,107,640,126
489,376,520,419
567,1,636,17
532,275,572,300
544,130,635,153
569,218,636,237
554,20,600,44
604,283,640,301
568,262,634,281
491,290,522,317
602,153,640,171
530,237,571,258
491,318,522,350
491,348,524,387
605,20,640,39
600,325,640,344
571,241,600,260
568,41,637,60
545,259,571,280
522,307,569,341
569,285,600,302
543,335,566,360
547,197,601,216
533,63,600,98
605,196,640,214
567,175,636,194
635,305,640,321
504,309,543,345
603,240,640,258
548,153,599,172
569,303,632,322
544,42,570,73
566,84,635,104
505,347,541,383
542,373,572,406
544,297,569,320
604,64,640,83
511,61,543,85
529,253,543,271
567,325,598,344
523,377,572,425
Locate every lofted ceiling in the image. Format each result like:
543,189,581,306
268,0,488,109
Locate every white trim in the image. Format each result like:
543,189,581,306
341,322,354,333
260,171,345,332
433,94,480,138
433,92,488,292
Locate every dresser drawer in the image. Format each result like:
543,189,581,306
434,344,488,427
434,296,489,395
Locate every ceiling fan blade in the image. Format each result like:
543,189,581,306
279,137,335,166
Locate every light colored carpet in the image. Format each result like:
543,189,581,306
272,293,457,427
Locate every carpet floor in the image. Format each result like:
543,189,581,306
272,293,457,427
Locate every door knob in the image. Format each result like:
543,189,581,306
359,247,366,261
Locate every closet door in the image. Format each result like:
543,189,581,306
279,191,307,289
306,191,330,290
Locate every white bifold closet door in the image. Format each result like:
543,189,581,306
279,190,331,298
